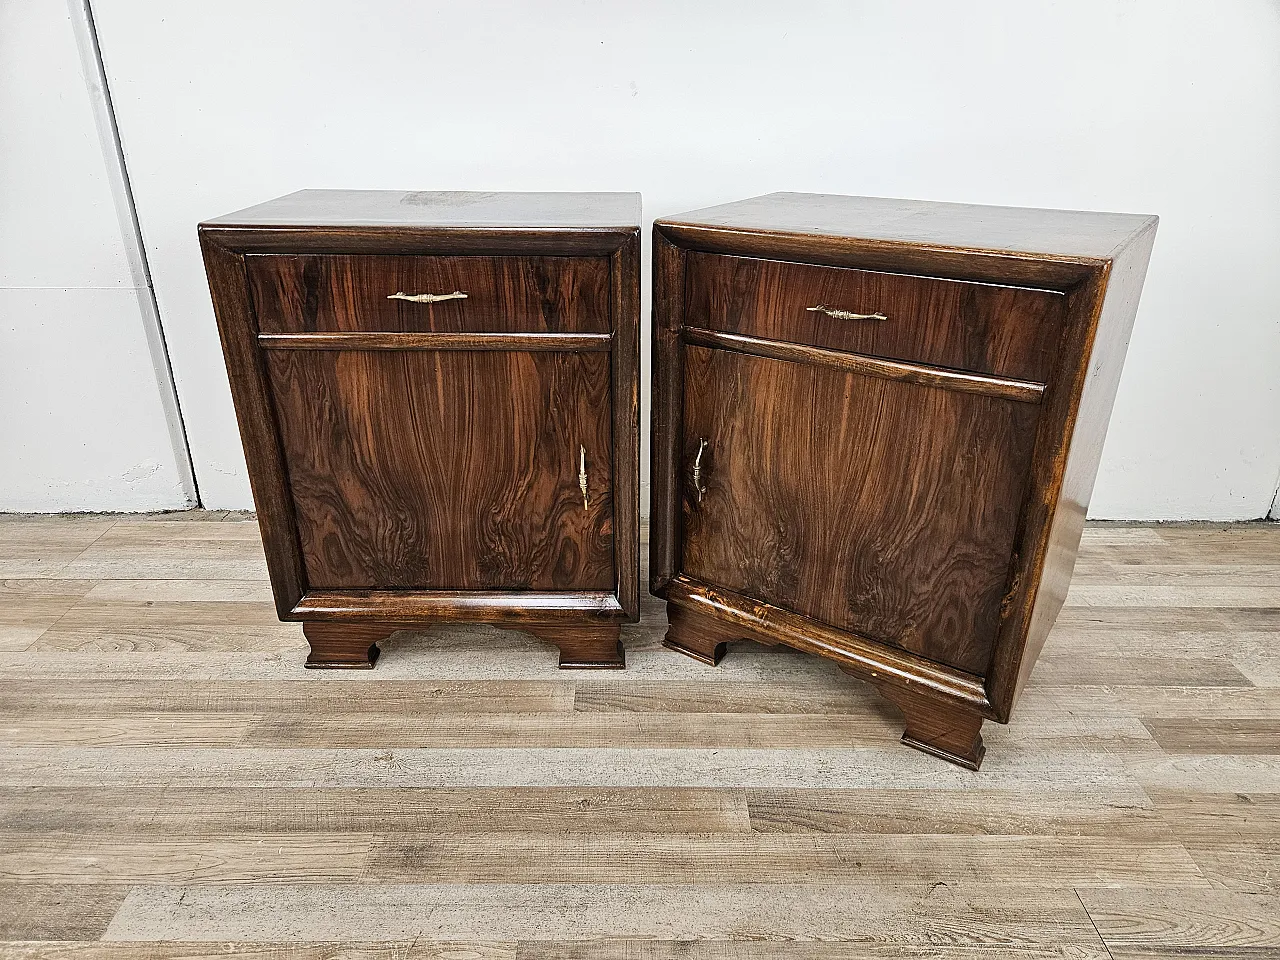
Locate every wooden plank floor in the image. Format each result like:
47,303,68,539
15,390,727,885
1,514,1278,958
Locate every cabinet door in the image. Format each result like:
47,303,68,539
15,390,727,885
264,348,614,591
680,345,1040,675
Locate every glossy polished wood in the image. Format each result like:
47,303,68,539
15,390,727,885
527,624,625,669
294,589,624,622
265,349,614,591
662,575,991,714
201,190,640,669
301,621,390,669
682,326,1045,404
681,345,1040,676
257,331,613,352
686,251,1067,381
247,253,610,334
652,193,1158,768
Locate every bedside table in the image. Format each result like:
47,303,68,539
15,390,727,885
650,193,1157,768
200,190,640,669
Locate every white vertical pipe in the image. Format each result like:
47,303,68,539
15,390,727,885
66,0,200,506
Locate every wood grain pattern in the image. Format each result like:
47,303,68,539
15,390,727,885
878,681,986,770
247,254,610,334
301,621,389,668
258,332,613,351
292,590,625,623
996,223,1160,718
0,786,750,836
609,237,642,621
647,230,687,593
680,345,1040,675
199,236,306,618
527,624,624,669
0,514,1272,954
0,883,127,941
362,832,1203,886
682,326,1045,403
0,941,516,959
264,349,613,591
651,193,1157,765
686,251,1066,381
658,581,990,715
200,193,640,666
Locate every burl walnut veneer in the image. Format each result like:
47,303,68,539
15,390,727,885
200,190,640,669
650,193,1157,768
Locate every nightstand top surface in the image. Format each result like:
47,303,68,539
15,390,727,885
660,192,1157,261
205,190,641,230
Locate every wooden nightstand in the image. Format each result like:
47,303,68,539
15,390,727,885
650,193,1157,768
200,190,640,669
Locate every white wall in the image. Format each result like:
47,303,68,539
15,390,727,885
59,2,1280,517
0,1,189,512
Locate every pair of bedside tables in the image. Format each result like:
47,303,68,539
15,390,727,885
200,190,1156,768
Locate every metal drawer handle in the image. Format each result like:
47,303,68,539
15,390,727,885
388,290,468,304
692,438,708,503
579,445,589,510
806,304,888,321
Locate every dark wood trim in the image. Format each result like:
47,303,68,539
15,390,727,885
257,331,612,352
662,574,994,717
610,232,642,621
876,682,987,770
208,225,635,257
198,231,307,618
527,624,626,669
649,198,1157,763
986,222,1159,720
302,621,390,669
202,194,642,672
682,327,1046,404
664,601,735,666
292,589,627,623
655,222,1100,291
648,229,687,593
981,269,1109,721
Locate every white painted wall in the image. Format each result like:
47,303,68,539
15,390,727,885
0,1,189,512
29,1,1280,518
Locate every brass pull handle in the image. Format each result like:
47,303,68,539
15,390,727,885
806,304,887,321
579,445,589,510
388,290,468,304
692,438,708,503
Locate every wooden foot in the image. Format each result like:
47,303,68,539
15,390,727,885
879,685,986,770
527,624,625,669
663,602,740,666
303,622,394,669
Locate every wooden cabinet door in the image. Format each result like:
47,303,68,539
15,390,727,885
679,345,1041,675
263,348,614,592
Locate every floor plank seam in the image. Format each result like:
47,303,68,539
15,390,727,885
1075,886,1116,960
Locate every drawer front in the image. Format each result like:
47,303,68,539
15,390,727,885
685,252,1066,382
264,348,614,591
247,254,611,334
679,345,1039,676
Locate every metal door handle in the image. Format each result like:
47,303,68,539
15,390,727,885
692,438,709,503
806,304,887,321
388,290,468,304
579,445,589,510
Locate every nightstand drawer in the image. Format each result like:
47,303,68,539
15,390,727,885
684,251,1066,382
247,253,611,334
